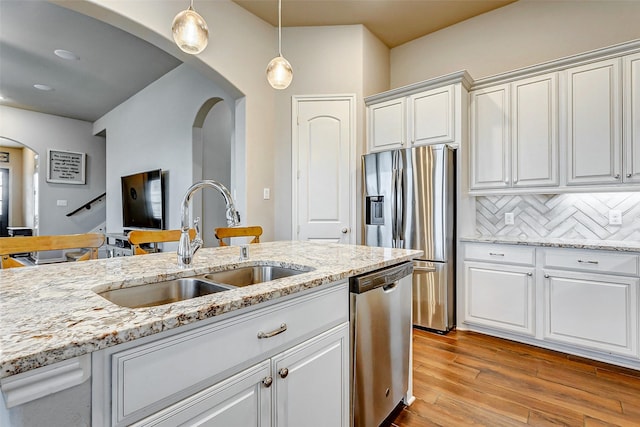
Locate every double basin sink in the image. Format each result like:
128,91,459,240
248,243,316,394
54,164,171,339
98,264,312,309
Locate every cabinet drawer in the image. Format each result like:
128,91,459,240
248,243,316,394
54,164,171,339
111,283,348,425
464,243,535,266
543,248,639,276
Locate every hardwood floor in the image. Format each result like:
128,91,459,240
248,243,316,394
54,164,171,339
390,329,640,427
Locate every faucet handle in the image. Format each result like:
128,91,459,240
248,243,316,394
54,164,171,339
193,216,201,239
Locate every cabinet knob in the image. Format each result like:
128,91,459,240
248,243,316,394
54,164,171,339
614,174,621,179
279,368,289,379
341,227,349,234
527,272,532,277
544,274,549,279
262,376,273,388
627,173,632,178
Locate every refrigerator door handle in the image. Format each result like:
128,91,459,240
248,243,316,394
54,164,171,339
391,167,398,247
396,166,404,246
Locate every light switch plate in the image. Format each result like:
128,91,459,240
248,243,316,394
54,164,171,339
263,188,270,200
609,210,622,225
505,212,514,225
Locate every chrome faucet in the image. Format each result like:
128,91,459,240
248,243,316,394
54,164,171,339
177,180,240,267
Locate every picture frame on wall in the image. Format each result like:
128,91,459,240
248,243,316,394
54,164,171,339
46,149,86,185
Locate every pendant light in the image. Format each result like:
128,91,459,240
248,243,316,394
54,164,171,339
266,0,293,89
172,0,209,55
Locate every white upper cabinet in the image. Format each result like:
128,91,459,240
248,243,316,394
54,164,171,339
365,72,469,153
367,98,406,152
470,73,559,192
408,85,455,146
624,53,640,183
566,58,622,186
470,84,511,189
512,73,559,188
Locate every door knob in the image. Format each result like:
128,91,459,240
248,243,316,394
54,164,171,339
341,227,349,234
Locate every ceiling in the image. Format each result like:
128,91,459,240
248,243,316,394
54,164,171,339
233,0,516,48
0,0,515,124
0,1,182,123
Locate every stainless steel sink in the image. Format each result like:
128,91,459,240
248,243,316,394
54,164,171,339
198,265,312,287
97,278,234,309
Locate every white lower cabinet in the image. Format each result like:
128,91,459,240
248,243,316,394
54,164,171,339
134,323,349,427
543,270,638,357
461,242,640,367
464,261,535,336
92,283,349,427
132,361,272,427
273,324,349,427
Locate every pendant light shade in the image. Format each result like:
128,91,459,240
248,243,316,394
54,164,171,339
267,56,293,89
266,0,293,89
172,1,208,55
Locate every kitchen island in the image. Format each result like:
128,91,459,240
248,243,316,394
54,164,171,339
0,241,421,426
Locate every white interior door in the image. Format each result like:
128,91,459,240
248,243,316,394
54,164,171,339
293,95,355,244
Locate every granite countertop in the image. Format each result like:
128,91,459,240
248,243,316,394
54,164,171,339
0,241,421,379
460,235,640,252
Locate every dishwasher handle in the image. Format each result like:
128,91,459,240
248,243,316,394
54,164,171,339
349,262,413,294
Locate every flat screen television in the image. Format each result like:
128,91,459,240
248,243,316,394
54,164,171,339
121,169,165,230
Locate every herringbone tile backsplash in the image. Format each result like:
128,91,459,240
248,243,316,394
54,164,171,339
476,193,640,241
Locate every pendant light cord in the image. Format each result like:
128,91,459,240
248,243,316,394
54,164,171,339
278,0,282,56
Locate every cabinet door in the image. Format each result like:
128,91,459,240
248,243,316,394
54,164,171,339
367,98,406,152
512,73,559,188
272,323,349,427
133,361,272,427
624,53,640,183
566,58,622,185
470,84,511,190
408,85,454,146
543,270,638,357
464,261,535,336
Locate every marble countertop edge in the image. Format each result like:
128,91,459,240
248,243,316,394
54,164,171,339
460,236,640,252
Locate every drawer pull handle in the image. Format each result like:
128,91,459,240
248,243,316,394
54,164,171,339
577,259,599,265
262,376,273,388
257,323,287,339
279,368,289,379
489,252,505,257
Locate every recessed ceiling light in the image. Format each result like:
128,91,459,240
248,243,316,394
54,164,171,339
33,84,54,92
54,49,79,60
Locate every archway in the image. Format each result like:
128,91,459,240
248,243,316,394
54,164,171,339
192,98,233,247
0,137,38,237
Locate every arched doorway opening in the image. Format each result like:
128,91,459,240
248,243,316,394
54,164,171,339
0,137,38,237
192,98,233,247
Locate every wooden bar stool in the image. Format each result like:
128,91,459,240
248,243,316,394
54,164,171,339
0,233,105,269
214,226,263,246
127,229,196,255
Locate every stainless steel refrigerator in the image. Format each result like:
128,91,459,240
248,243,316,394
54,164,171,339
363,144,456,333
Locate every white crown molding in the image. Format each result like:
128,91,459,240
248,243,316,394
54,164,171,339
365,70,473,105
472,38,640,90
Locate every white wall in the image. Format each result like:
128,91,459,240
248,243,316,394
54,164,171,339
390,0,640,87
70,0,278,239
273,25,390,241
94,64,235,234
0,105,106,236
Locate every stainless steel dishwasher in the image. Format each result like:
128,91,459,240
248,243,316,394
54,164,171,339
350,261,413,427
